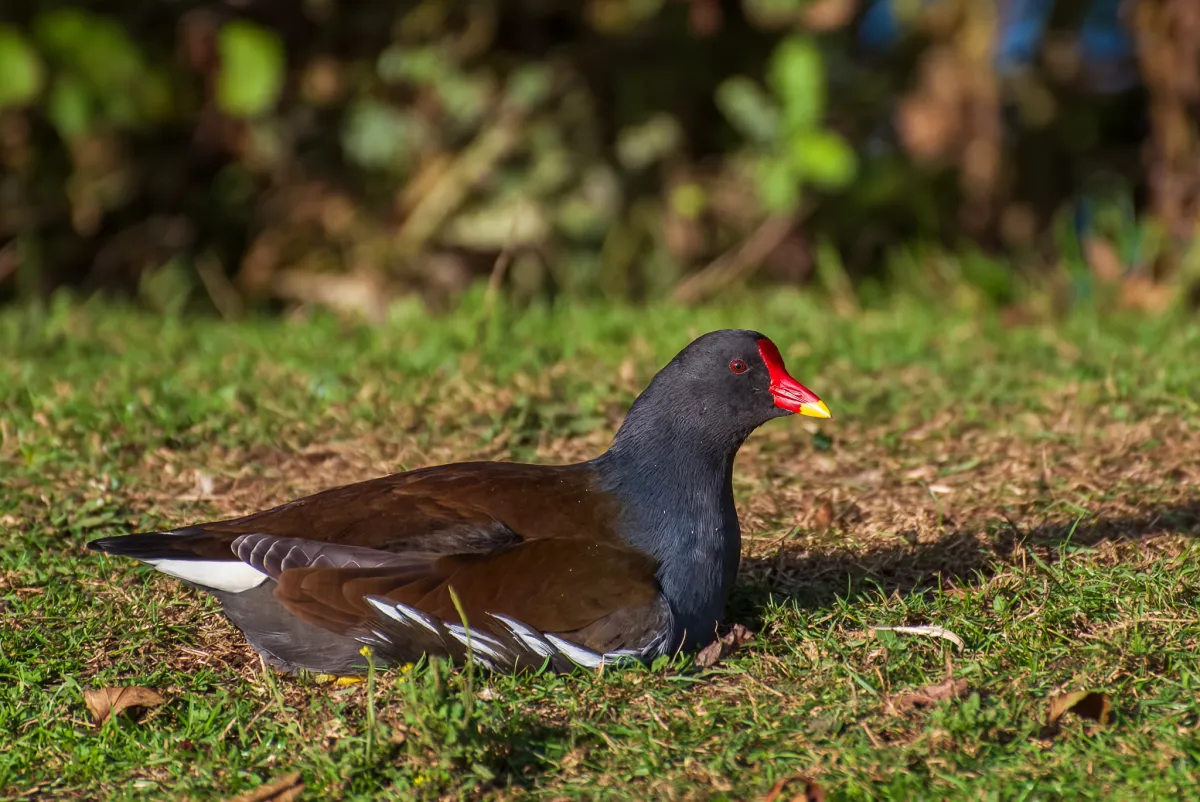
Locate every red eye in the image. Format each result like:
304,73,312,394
729,359,748,374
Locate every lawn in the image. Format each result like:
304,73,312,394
2,288,1199,800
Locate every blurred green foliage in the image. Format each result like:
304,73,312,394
719,34,858,211
216,20,285,119
0,0,1194,318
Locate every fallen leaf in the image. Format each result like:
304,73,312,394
695,623,755,668
812,500,835,529
225,772,305,802
695,641,721,667
321,718,348,746
903,465,935,481
871,625,965,650
83,686,164,726
764,774,825,802
727,623,754,644
1047,690,1112,728
890,677,969,712
807,713,841,736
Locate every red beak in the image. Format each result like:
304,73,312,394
757,339,832,419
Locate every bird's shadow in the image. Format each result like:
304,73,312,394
729,501,1200,629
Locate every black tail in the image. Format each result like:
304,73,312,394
87,527,235,561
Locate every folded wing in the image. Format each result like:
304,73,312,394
88,461,673,673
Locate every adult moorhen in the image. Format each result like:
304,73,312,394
89,329,831,675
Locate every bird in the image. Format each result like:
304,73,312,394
88,329,831,676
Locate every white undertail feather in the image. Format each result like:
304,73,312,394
146,559,269,593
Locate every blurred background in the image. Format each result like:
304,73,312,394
0,0,1196,322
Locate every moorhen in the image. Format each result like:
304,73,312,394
89,329,831,675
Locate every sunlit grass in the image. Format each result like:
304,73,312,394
2,289,1199,799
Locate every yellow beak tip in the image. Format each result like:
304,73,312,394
799,400,832,419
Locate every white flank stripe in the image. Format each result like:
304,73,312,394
544,633,603,669
446,626,506,663
600,649,645,667
366,597,407,623
394,602,441,635
365,597,441,635
147,559,268,593
491,613,555,659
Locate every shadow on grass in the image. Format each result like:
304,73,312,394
333,718,569,797
730,501,1200,627
359,687,571,794
452,720,572,795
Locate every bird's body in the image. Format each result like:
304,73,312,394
89,330,830,675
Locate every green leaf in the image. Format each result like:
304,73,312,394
32,9,92,60
216,21,285,118
789,130,857,189
755,155,801,212
33,9,172,128
45,75,92,137
134,70,175,124
768,35,824,131
35,10,144,88
0,26,43,109
505,64,553,111
341,99,423,171
617,114,683,171
437,73,489,127
715,76,780,143
669,182,707,220
78,17,144,88
377,46,446,86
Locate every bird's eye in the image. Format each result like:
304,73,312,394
729,359,748,374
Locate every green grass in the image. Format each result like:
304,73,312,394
2,287,1200,800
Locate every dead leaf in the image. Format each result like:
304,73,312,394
225,772,305,802
83,686,164,726
871,625,965,650
321,718,348,747
1047,690,1112,728
812,500,835,529
695,640,721,667
695,623,755,668
890,677,969,712
764,774,825,802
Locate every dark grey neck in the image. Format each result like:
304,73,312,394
593,414,746,650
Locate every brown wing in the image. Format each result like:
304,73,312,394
263,536,663,652
91,460,664,659
163,461,618,555
96,461,621,561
